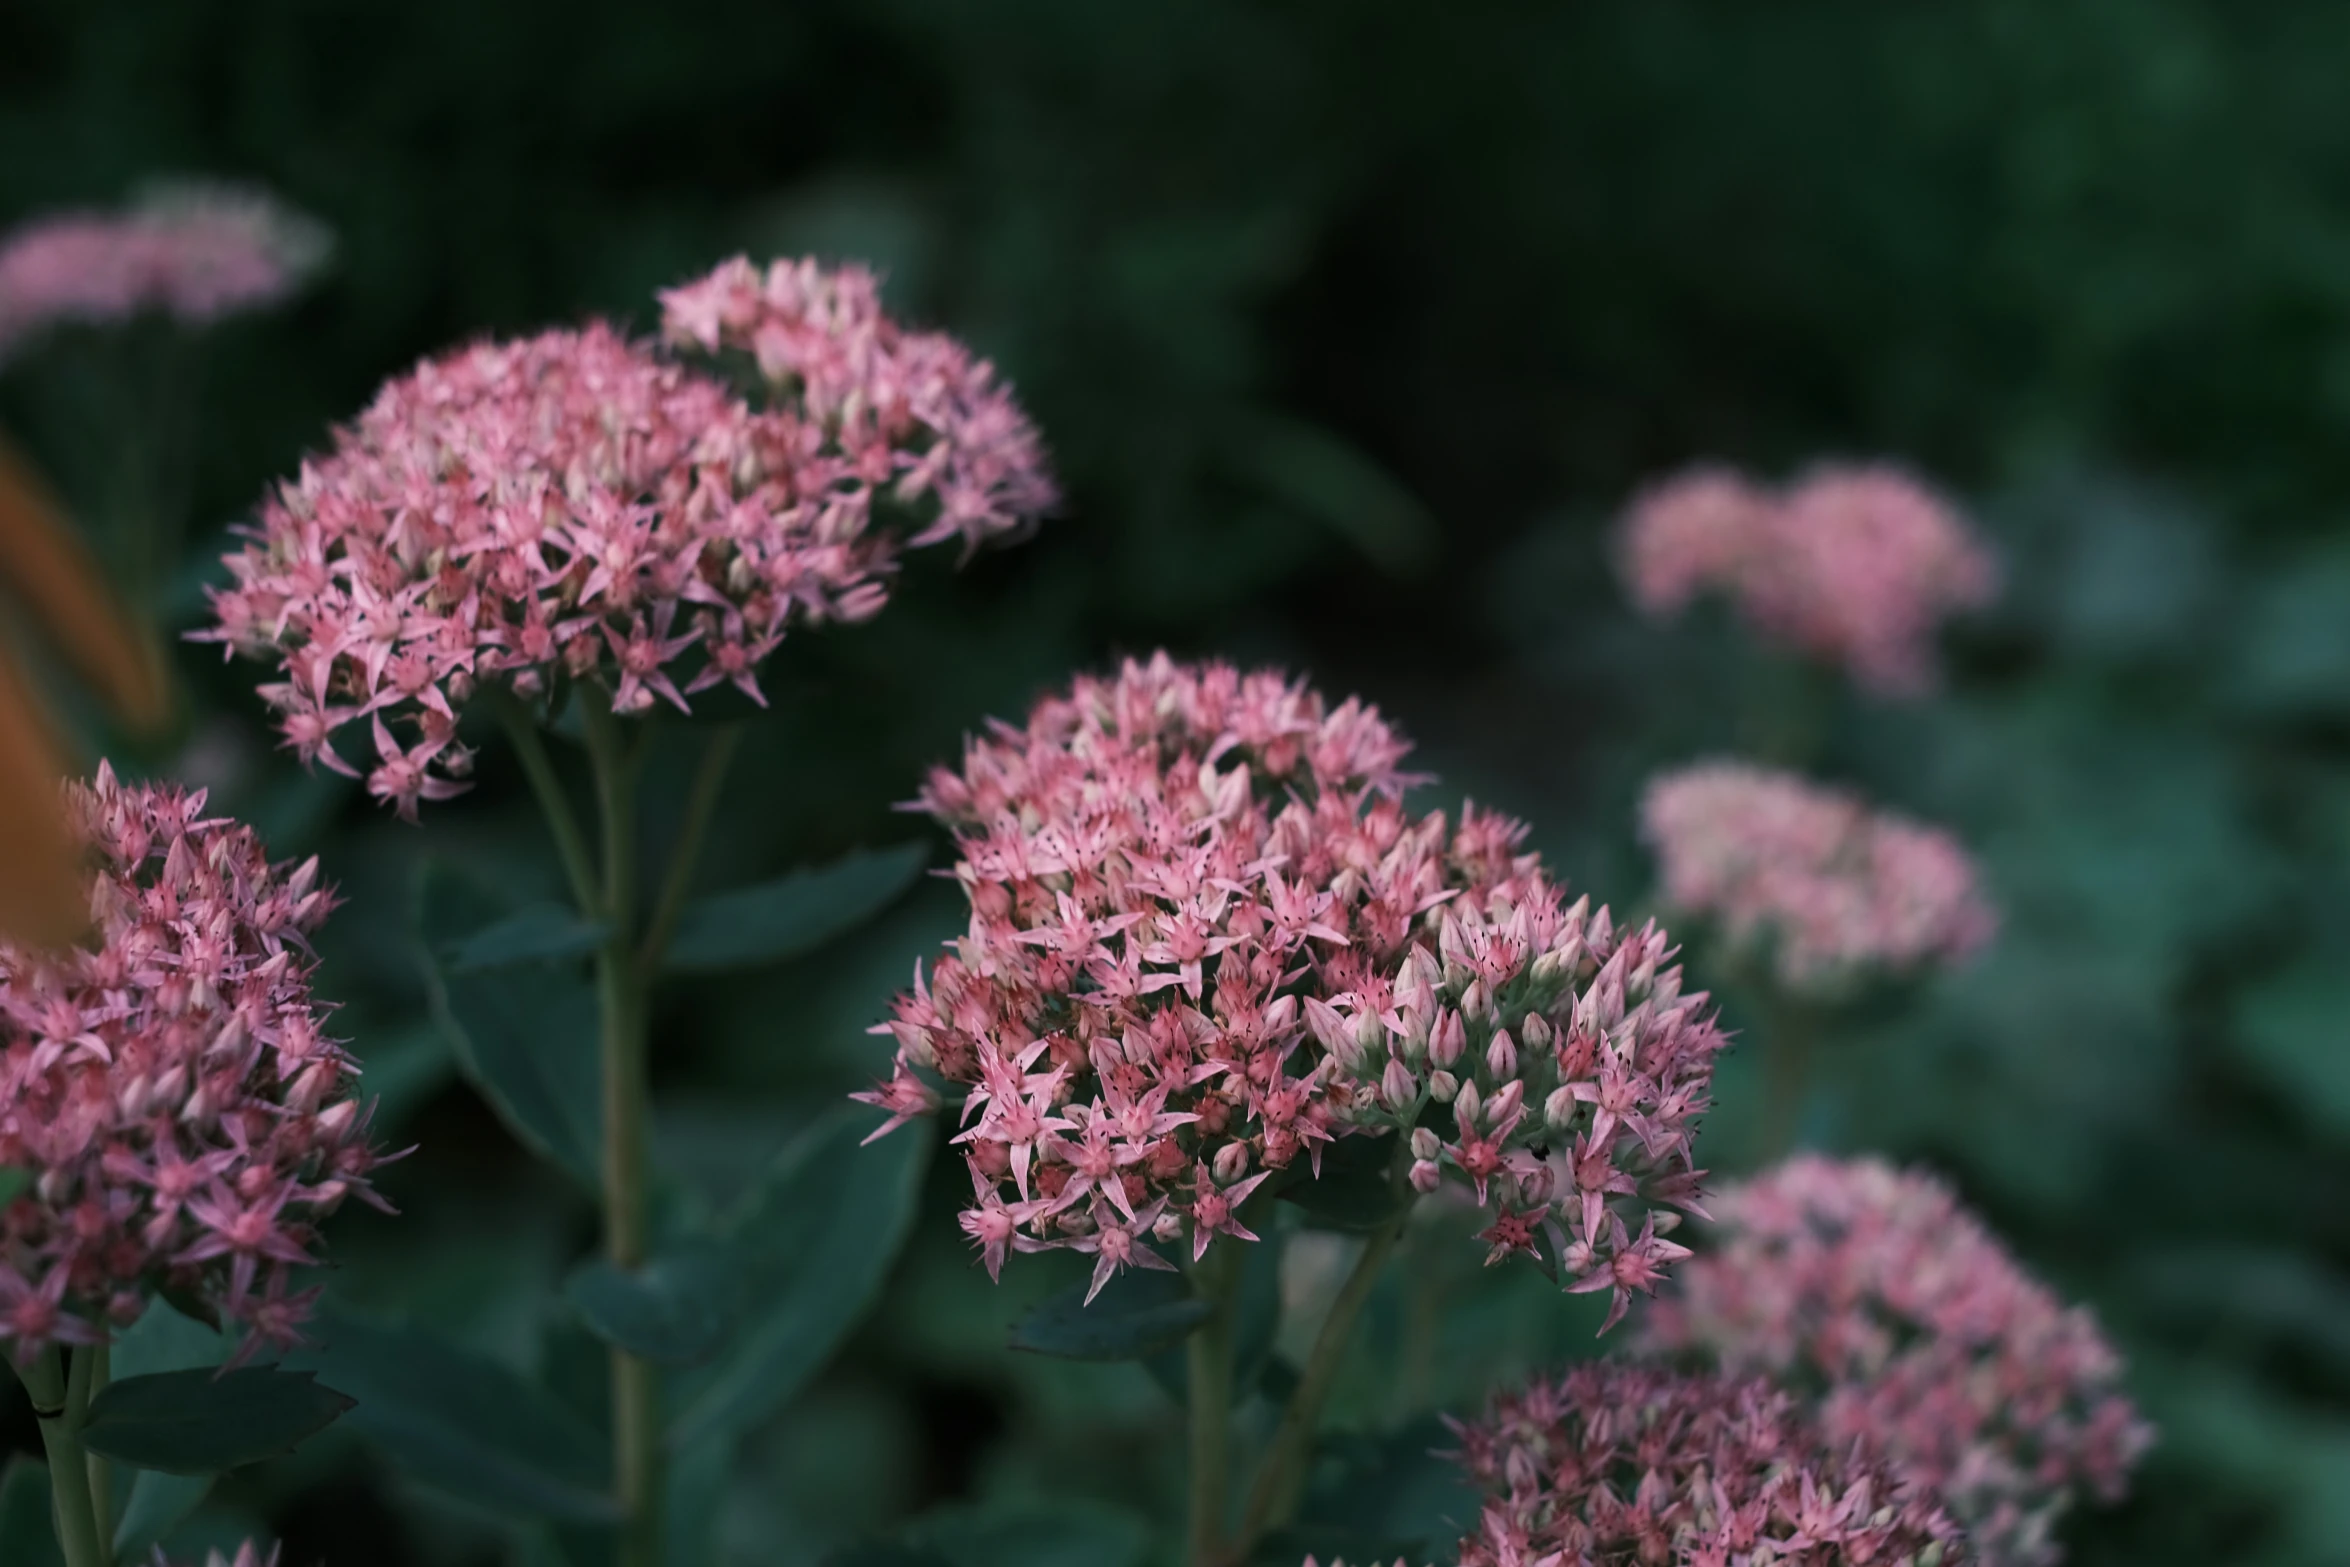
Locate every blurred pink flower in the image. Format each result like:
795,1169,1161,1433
149,1544,280,1567
1619,461,1997,696
1640,759,1995,990
859,654,1726,1318
0,766,385,1360
204,260,1055,814
1449,1360,1963,1567
1644,1155,2153,1566
0,183,327,362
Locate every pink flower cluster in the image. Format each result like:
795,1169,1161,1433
1640,761,1995,991
0,767,383,1359
1620,463,1997,696
1644,1156,2152,1566
0,183,327,362
859,655,1727,1320
1449,1361,1963,1567
204,260,1055,816
150,1546,279,1567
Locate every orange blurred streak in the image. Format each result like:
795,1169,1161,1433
0,433,169,729
0,647,90,948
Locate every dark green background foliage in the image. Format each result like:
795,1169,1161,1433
4,2,2349,1563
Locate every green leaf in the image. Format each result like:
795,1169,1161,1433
663,1431,736,1567
666,1110,932,1447
1011,1266,1209,1362
902,1498,1151,1567
442,903,612,972
1289,1416,1479,1561
1147,1226,1284,1401
2233,958,2350,1141
821,1549,955,1567
1221,412,1436,575
298,1307,619,1525
112,1298,226,1379
0,1459,61,1567
418,863,603,1185
565,1247,736,1367
1279,1134,1409,1232
0,1167,29,1207
662,843,927,973
79,1369,353,1475
113,1471,214,1560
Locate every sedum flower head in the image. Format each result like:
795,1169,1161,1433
1450,1361,1964,1567
1640,761,1994,992
859,655,1726,1320
0,182,328,363
1619,462,1996,697
204,261,1054,816
1643,1155,2152,1567
0,766,383,1360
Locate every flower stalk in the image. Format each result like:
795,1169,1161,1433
1185,1242,1243,1567
20,1348,107,1567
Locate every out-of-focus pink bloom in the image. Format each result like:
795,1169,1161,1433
1645,1155,2153,1566
0,183,328,362
1449,1361,1964,1567
149,1543,281,1567
1619,461,1997,697
857,654,1726,1316
0,766,384,1361
1641,760,1995,991
203,261,1055,812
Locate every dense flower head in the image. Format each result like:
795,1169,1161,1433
204,262,1054,816
0,182,327,362
859,654,1726,1320
0,766,383,1360
1640,761,1995,991
1450,1361,1963,1567
1643,1156,2151,1567
1619,462,1997,696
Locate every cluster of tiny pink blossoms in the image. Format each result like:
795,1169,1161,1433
0,767,385,1360
1643,1156,2152,1567
1620,463,1997,697
203,258,1056,817
1640,761,1995,991
0,182,328,363
858,655,1727,1320
1449,1361,1963,1567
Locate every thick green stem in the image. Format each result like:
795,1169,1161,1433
493,690,601,913
20,1349,107,1567
583,696,661,1567
638,725,742,970
82,1342,110,1546
1230,1219,1403,1561
1186,1242,1244,1567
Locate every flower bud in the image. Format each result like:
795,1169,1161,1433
1454,1079,1482,1127
1408,1159,1442,1194
1544,1085,1578,1131
1516,1159,1554,1207
1381,1059,1418,1109
1212,1141,1253,1186
1521,1012,1553,1053
1486,1078,1523,1128
1461,978,1492,1022
1485,1028,1518,1081
1428,1069,1460,1104
1153,1211,1185,1242
1410,1127,1442,1162
1430,1009,1466,1068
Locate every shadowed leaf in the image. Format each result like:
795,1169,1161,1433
1011,1267,1210,1361
663,843,928,972
80,1369,353,1474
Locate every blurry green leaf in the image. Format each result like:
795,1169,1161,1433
1147,1226,1284,1401
80,1370,352,1475
1011,1267,1209,1362
0,1459,61,1567
113,1470,214,1560
1222,413,1435,575
112,1299,225,1380
1290,1416,1478,1561
903,1498,1151,1567
442,903,611,972
298,1308,618,1525
664,1430,735,1567
418,863,603,1185
0,1167,28,1207
2233,959,2350,1140
667,1110,932,1447
822,1549,954,1567
565,1247,736,1368
2229,545,2350,718
663,843,928,973
1280,1134,1408,1232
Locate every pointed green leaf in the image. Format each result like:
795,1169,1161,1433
663,843,928,973
79,1369,352,1475
666,1111,931,1447
417,863,603,1185
112,1298,226,1379
1279,1133,1408,1232
442,903,612,972
1012,1266,1209,1362
0,1459,61,1567
565,1247,736,1367
298,1308,619,1525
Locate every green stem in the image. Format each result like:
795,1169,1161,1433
1186,1242,1244,1567
638,725,743,970
1229,1219,1403,1561
582,694,661,1567
20,1349,107,1567
493,689,601,914
82,1342,110,1547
